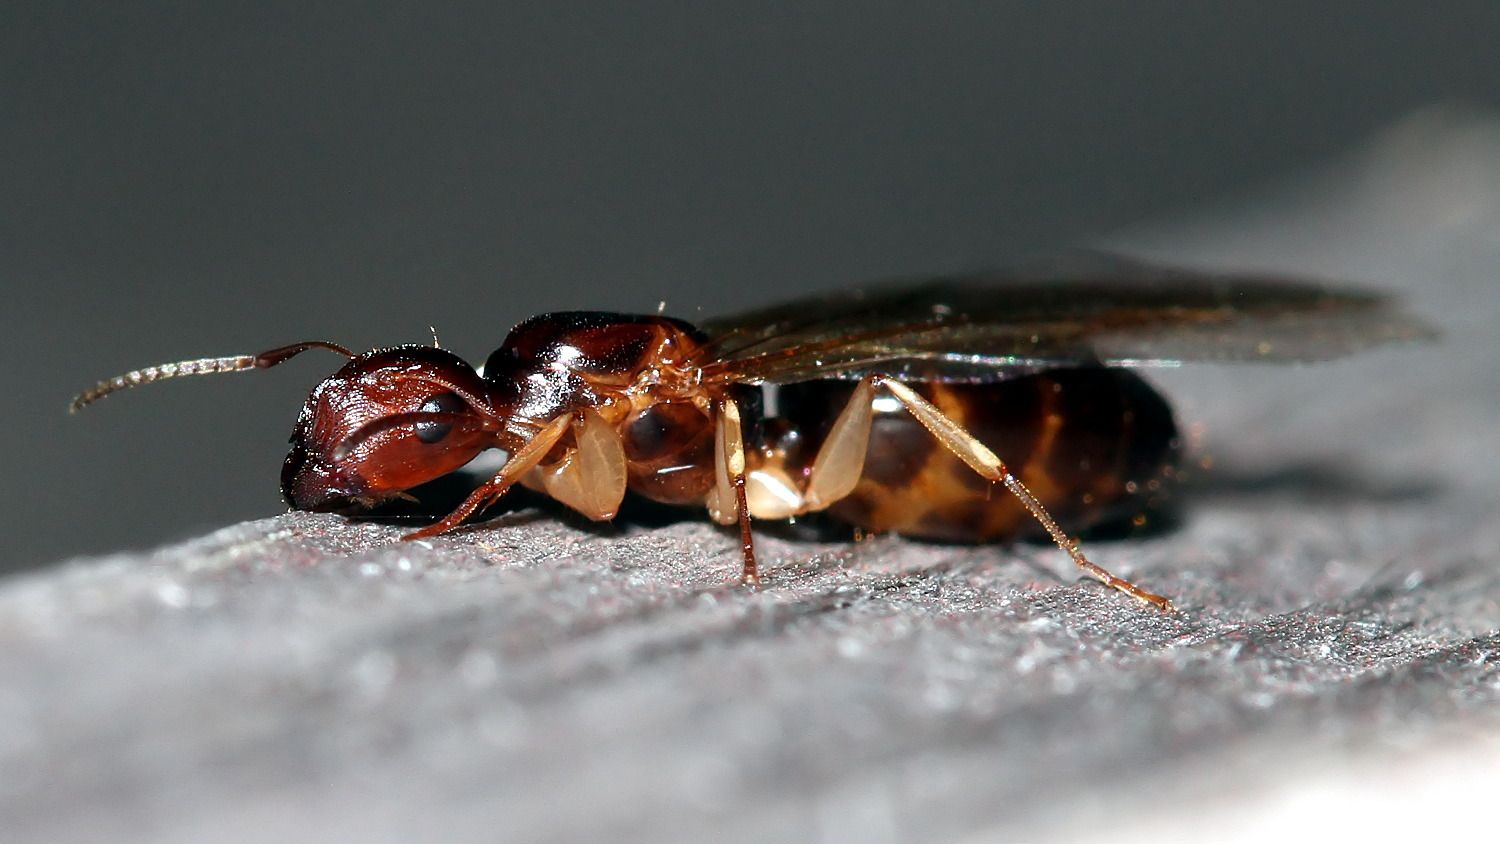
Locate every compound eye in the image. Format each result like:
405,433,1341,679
415,391,466,443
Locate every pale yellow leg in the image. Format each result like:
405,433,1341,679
404,413,574,540
876,376,1174,612
803,377,878,510
709,396,759,585
536,408,628,520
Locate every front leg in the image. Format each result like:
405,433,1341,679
403,414,573,540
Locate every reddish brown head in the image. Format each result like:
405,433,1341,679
70,340,508,513
280,345,501,511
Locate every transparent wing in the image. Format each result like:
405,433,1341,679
695,255,1436,385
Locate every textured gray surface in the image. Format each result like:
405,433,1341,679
4,112,1499,843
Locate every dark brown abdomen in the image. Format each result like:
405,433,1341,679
777,369,1180,541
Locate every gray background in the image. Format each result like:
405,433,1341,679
7,3,1500,571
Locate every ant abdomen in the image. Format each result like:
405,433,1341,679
775,369,1180,542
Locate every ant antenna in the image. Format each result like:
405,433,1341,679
69,340,354,413
429,325,442,348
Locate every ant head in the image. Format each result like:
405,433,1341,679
72,340,506,513
280,345,502,511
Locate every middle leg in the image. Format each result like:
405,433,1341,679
707,396,760,585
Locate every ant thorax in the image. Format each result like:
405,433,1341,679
481,311,712,429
